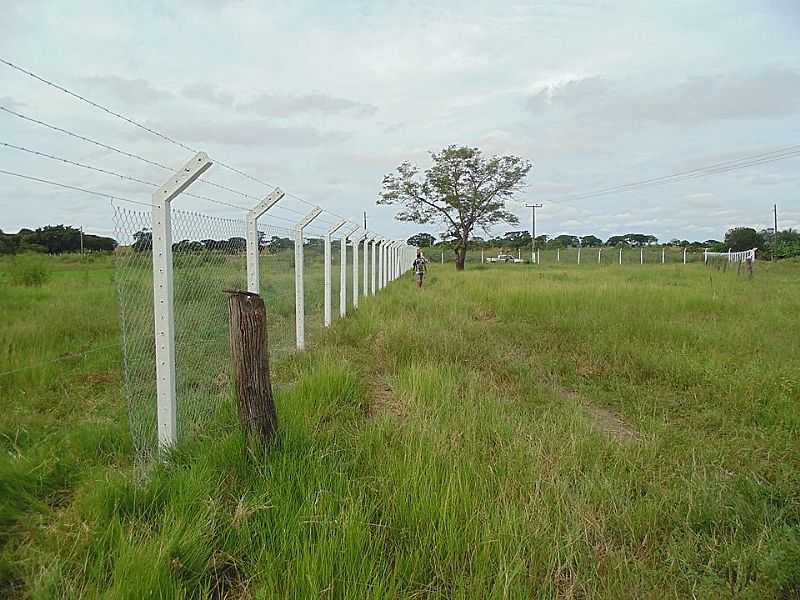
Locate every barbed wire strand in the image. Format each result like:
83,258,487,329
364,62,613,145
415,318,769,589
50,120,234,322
0,168,152,207
0,58,373,231
0,140,253,211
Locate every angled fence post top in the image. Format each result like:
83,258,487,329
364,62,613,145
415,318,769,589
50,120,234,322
298,207,323,230
343,224,360,239
249,187,285,218
155,152,213,206
246,187,285,294
327,219,347,236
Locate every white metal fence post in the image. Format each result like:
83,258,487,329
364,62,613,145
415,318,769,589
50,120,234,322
354,232,365,309
246,188,285,294
364,236,372,299
372,238,379,294
577,246,581,265
619,247,623,265
324,220,346,328
295,208,322,350
557,247,560,262
441,251,444,264
151,152,212,449
341,225,358,317
662,247,665,264
684,247,687,264
641,247,644,264
379,241,386,289
537,248,540,264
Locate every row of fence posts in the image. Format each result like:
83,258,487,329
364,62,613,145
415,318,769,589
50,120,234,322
471,246,691,265
149,152,416,449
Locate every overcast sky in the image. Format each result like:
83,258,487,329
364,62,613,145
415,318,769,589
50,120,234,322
1,0,798,242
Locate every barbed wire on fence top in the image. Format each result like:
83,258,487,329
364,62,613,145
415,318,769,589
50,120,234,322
0,58,390,238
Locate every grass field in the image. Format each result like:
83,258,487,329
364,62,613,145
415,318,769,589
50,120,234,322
1,255,799,598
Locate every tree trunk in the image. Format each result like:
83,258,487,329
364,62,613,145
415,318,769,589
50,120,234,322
226,290,278,448
455,244,467,270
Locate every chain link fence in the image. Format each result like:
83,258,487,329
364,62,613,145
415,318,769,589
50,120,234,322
113,206,371,462
115,206,250,461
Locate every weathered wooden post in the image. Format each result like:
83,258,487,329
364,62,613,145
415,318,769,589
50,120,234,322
226,290,278,447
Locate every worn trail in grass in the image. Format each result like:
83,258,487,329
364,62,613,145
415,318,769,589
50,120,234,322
2,258,799,598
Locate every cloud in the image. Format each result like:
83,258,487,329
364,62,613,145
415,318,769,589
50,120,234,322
181,83,234,107
139,118,351,147
239,92,378,117
527,66,800,126
80,75,172,105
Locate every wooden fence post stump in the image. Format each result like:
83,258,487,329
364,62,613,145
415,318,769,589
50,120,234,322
225,289,278,448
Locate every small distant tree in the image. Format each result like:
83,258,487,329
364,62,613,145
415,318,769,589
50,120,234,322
407,232,436,247
553,234,579,247
724,227,765,252
580,235,602,247
502,231,532,249
379,145,531,270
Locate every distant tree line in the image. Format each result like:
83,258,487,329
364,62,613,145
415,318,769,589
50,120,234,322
0,225,117,254
409,226,800,259
129,230,322,254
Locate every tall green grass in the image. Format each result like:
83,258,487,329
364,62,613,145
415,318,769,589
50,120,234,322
1,256,799,598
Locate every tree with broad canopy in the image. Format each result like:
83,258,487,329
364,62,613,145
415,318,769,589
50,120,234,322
379,145,531,270
407,232,436,247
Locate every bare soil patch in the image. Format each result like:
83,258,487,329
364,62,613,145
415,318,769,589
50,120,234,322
563,387,640,441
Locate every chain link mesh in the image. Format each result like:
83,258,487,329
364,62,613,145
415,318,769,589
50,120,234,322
115,206,251,461
113,207,352,462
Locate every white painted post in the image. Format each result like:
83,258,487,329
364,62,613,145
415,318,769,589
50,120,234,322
619,247,623,265
378,240,384,290
641,247,644,264
598,247,602,264
481,248,484,264
728,248,732,261
371,238,378,295
324,220,346,328
294,207,322,350
557,247,560,262
385,242,392,285
577,246,581,265
662,247,665,264
354,232,365,309
683,247,687,264
518,248,521,260
441,251,444,264
364,236,372,299
704,249,708,264
341,225,358,317
151,152,212,449
246,187,285,294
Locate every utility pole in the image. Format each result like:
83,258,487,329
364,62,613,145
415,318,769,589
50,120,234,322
773,204,778,260
526,203,542,263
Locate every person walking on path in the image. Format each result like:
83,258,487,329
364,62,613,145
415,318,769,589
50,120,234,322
413,251,427,288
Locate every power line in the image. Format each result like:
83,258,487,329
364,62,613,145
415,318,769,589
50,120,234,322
543,145,800,205
0,168,151,207
1,58,369,231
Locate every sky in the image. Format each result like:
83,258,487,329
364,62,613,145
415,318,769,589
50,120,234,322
1,0,799,243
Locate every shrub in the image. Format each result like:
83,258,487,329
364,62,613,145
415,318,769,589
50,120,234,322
6,254,51,287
